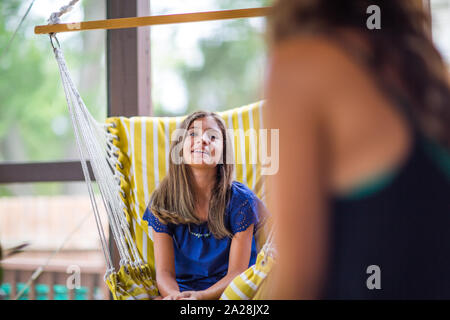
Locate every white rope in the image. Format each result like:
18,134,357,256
54,47,124,267
53,44,145,272
54,48,112,265
260,223,276,267
48,0,80,25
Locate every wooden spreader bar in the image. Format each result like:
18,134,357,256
35,7,270,35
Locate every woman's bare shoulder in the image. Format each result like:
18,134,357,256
267,35,367,109
270,36,359,77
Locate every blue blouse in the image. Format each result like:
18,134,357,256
143,181,259,292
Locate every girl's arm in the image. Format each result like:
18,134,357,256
153,231,180,298
179,224,255,300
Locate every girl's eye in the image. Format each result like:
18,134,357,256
210,135,216,140
189,131,197,137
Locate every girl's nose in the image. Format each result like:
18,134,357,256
199,132,211,144
193,133,209,146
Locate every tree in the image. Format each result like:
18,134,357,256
152,0,269,116
0,0,106,196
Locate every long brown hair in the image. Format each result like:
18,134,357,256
149,111,235,239
267,0,450,149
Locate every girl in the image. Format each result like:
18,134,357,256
264,0,450,299
143,111,260,300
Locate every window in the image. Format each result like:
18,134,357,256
150,0,269,116
0,0,106,164
431,0,450,65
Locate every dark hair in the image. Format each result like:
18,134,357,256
268,0,450,149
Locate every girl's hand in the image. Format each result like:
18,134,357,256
162,292,181,300
177,290,204,300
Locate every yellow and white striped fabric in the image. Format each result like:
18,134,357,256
220,248,275,300
106,264,159,300
106,100,270,298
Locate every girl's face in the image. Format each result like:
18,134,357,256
182,116,224,169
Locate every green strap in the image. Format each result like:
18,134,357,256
421,138,450,181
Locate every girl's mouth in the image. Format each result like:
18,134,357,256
192,149,210,155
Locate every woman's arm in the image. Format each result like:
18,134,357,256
179,224,255,300
153,230,180,299
262,38,332,299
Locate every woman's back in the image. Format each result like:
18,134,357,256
323,93,450,298
324,139,450,299
324,36,450,299
264,33,450,299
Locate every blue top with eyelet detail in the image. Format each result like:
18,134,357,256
143,181,259,292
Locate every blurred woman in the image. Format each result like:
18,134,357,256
264,0,450,299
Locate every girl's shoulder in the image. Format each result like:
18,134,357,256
230,181,257,202
228,181,259,214
227,181,260,234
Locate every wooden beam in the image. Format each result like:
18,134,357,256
107,0,151,117
0,161,94,183
35,7,270,35
106,0,152,292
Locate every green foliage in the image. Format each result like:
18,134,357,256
1,1,68,161
181,18,266,114
0,0,105,196
152,0,269,116
0,242,29,286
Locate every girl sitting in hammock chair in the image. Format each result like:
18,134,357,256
143,110,260,300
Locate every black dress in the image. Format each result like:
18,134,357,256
321,38,450,299
322,127,450,299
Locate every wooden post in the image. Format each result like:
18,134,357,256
106,0,151,299
107,0,151,117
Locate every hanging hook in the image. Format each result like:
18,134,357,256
49,33,61,50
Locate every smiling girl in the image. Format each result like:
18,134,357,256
143,111,260,300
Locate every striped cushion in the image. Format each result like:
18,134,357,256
220,248,274,300
106,101,268,282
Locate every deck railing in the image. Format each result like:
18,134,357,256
1,258,109,300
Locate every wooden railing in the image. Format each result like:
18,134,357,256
1,258,109,300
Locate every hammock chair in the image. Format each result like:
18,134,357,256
41,0,275,300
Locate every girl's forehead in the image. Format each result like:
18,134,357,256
188,116,221,131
